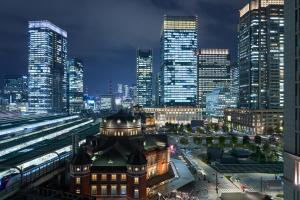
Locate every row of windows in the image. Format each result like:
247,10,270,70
75,176,139,185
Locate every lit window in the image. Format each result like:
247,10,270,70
111,185,117,195
111,174,117,181
91,185,97,195
76,189,80,194
101,174,107,181
101,185,107,195
134,189,139,198
121,185,126,195
75,177,81,184
121,174,126,181
134,177,139,184
91,174,97,181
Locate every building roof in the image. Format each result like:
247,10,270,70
71,149,92,165
127,150,147,165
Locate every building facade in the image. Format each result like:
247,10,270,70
136,49,153,107
230,62,239,108
224,108,283,135
68,58,84,114
206,87,235,119
3,75,28,104
160,16,198,106
283,0,300,199
238,0,284,109
28,20,67,113
197,49,231,112
69,111,170,199
142,107,201,127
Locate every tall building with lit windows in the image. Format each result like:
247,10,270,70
28,20,67,113
284,0,300,199
238,0,284,109
136,49,153,107
68,58,84,114
160,16,198,106
197,49,231,112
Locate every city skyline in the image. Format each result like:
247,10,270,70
0,0,248,95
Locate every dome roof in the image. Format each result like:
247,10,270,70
127,150,147,165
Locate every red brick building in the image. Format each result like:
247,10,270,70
69,111,170,199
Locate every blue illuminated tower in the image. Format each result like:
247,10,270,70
28,20,68,113
160,16,198,106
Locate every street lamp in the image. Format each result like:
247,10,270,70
212,172,223,194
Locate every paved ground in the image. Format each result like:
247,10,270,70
228,173,283,198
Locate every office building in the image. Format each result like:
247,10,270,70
28,20,67,113
283,0,300,199
238,0,284,109
230,62,239,108
155,73,161,106
68,58,84,114
3,75,28,104
160,16,198,106
197,49,231,111
142,107,201,127
136,49,153,107
230,0,284,134
100,94,114,112
224,108,283,135
206,87,235,120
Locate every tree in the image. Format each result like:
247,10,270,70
206,122,213,131
242,135,250,145
179,137,189,146
206,137,213,147
219,136,226,148
179,124,184,133
222,123,229,133
193,137,202,145
266,127,274,135
213,124,220,132
262,143,271,162
231,136,238,147
196,127,204,134
254,135,262,145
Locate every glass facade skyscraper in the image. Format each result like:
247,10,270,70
284,0,300,199
197,49,230,112
238,0,284,109
160,16,198,106
28,20,67,113
136,49,153,107
68,58,84,114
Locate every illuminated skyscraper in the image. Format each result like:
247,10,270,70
28,20,67,113
197,49,231,112
161,15,198,106
68,58,83,114
238,0,284,109
284,0,300,199
136,49,153,107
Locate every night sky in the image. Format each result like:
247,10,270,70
0,0,248,96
